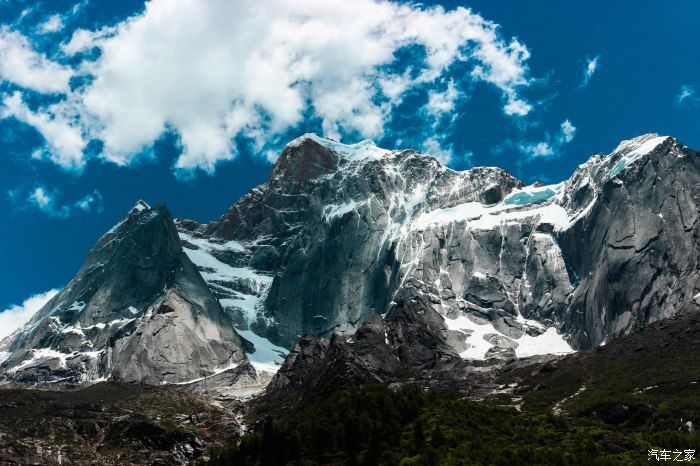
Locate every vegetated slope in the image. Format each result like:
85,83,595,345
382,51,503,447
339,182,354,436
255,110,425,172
0,382,240,465
208,311,700,466
498,309,700,435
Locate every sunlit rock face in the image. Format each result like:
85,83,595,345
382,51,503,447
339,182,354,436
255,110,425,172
180,132,700,360
2,132,698,386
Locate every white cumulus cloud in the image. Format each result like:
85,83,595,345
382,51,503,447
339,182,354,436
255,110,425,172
519,119,576,159
503,98,532,116
0,289,59,341
2,0,534,174
0,26,72,93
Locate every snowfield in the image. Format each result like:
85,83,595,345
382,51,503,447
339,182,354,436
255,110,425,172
179,232,288,375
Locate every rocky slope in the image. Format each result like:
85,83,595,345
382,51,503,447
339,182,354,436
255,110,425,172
0,382,240,465
1,132,698,386
179,132,700,362
0,202,248,384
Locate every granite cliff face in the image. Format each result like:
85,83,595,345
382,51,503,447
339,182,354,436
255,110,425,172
0,202,248,384
180,133,700,361
1,132,698,385
557,136,700,347
180,135,526,352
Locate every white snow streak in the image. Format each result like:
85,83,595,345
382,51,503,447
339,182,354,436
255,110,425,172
609,136,668,178
179,232,287,374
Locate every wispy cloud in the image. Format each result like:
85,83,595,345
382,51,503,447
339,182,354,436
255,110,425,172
0,289,59,340
519,119,577,159
417,80,470,167
676,85,698,106
425,81,460,120
1,92,87,170
422,135,472,168
9,186,103,218
560,119,576,143
580,55,600,87
37,14,65,34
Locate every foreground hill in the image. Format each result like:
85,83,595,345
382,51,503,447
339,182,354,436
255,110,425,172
0,311,695,465
210,311,700,465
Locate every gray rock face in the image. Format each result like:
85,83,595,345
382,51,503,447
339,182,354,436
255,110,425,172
181,135,524,350
0,202,247,384
2,132,698,386
557,135,700,347
182,133,700,361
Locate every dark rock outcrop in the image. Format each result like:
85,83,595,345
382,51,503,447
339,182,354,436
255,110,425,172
261,290,498,409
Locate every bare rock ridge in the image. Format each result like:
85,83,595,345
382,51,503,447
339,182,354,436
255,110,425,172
0,202,247,384
181,133,699,357
1,132,698,386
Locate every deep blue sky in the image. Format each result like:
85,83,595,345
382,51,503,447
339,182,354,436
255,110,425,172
0,0,699,309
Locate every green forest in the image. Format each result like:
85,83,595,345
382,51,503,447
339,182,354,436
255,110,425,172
207,384,698,466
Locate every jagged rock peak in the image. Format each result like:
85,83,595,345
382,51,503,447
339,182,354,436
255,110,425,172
270,134,340,184
286,133,392,160
0,198,248,385
611,132,668,153
129,199,152,213
270,133,396,185
556,133,682,218
94,202,173,253
569,133,674,180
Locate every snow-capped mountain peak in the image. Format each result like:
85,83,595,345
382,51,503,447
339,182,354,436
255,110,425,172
2,133,698,387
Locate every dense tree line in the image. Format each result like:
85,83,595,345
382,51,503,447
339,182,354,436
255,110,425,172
206,384,697,465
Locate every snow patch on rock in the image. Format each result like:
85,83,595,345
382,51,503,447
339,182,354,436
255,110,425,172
237,329,288,374
514,327,573,358
609,135,668,178
504,183,563,206
291,133,391,161
444,314,500,359
444,312,572,360
179,232,288,373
